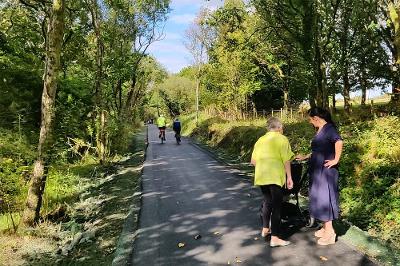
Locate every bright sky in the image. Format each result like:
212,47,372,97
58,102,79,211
147,0,223,74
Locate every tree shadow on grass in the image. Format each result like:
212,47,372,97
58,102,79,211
21,140,146,265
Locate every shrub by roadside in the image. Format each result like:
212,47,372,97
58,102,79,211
0,130,146,266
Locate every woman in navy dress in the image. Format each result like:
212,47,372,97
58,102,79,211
297,107,343,245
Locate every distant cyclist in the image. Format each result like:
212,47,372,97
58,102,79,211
157,114,166,141
173,117,181,144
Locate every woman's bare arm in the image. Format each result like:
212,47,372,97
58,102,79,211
324,140,343,168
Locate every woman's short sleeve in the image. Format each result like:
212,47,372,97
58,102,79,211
281,137,294,163
251,141,259,160
327,126,342,143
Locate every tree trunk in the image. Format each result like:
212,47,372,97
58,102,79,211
118,79,122,114
332,92,336,112
301,0,317,108
283,78,289,112
283,58,291,112
321,62,328,108
360,64,367,106
314,31,323,108
315,50,328,108
88,0,106,164
22,0,65,226
125,65,139,116
389,3,400,101
196,65,200,125
340,3,351,114
391,50,400,101
313,13,328,109
97,110,107,164
343,68,351,114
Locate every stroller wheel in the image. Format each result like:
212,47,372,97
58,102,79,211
305,215,315,228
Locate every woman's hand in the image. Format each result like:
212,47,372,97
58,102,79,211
295,154,310,161
286,177,294,190
324,159,339,168
324,141,343,168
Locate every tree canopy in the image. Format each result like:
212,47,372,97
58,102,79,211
184,0,400,117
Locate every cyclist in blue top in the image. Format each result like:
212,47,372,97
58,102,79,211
173,118,181,143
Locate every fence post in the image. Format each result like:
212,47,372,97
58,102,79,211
370,100,374,116
18,114,22,142
271,109,274,117
280,108,283,119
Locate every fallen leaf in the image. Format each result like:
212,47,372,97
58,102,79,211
178,242,185,248
254,237,259,240
235,257,242,263
320,256,328,261
213,231,220,235
194,234,202,240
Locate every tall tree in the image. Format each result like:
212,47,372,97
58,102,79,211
184,8,213,124
337,0,354,114
377,1,400,102
122,0,170,118
22,0,65,226
86,0,107,163
388,1,400,101
352,0,389,106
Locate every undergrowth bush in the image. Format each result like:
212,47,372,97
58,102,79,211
0,130,35,215
340,117,400,247
0,116,139,232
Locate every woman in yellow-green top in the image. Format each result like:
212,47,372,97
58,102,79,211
251,117,294,247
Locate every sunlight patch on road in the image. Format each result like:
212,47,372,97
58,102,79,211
196,192,218,200
196,210,235,219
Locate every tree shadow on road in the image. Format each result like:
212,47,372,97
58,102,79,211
130,141,376,266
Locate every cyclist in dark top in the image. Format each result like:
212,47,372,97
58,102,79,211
173,118,181,143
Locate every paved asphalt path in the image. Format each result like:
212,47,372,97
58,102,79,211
131,125,375,266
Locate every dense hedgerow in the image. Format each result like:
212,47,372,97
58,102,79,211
340,117,400,247
0,130,35,216
0,116,139,231
182,114,400,248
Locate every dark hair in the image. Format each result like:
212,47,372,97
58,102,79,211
307,107,336,127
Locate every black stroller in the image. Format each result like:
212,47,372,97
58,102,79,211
259,160,315,228
284,160,315,226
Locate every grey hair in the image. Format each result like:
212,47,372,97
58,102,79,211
267,117,283,131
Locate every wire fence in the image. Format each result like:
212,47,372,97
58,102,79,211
204,100,390,122
255,108,306,120
204,107,307,121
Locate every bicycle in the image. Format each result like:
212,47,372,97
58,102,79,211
159,128,166,144
175,132,181,144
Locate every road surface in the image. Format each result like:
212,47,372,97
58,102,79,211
131,125,375,266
